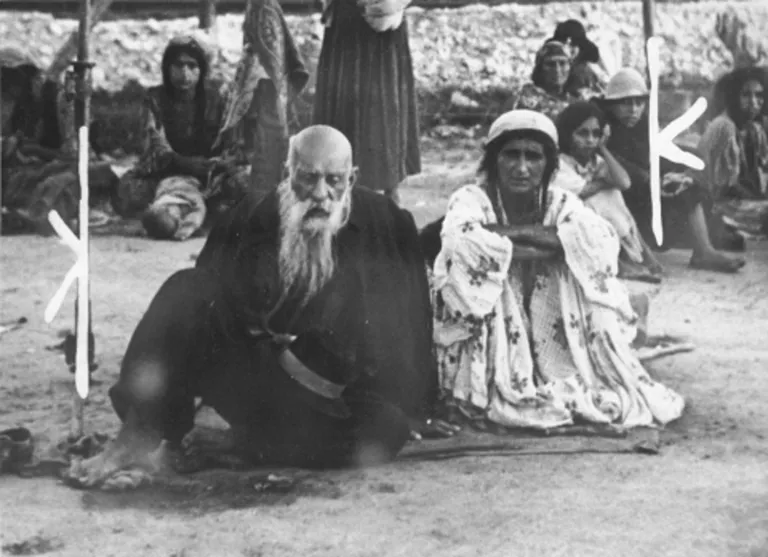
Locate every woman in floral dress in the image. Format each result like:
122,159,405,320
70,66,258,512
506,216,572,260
427,109,685,430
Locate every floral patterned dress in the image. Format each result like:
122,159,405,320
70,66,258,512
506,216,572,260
552,153,645,264
431,183,685,429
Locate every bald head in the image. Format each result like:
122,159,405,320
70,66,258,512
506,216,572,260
289,125,353,169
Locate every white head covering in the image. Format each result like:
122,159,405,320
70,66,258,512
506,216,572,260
603,67,649,100
486,109,559,147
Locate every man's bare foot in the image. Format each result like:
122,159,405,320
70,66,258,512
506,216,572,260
181,425,236,454
65,424,160,488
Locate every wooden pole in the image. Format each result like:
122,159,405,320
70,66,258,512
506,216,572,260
1,71,4,237
642,0,655,80
47,0,114,84
70,0,94,439
199,0,217,30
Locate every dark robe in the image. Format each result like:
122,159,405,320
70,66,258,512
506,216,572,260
108,186,437,467
312,0,421,198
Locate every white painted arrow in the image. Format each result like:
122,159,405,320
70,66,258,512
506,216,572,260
646,36,707,246
45,126,91,401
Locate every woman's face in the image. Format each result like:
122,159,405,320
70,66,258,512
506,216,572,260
609,96,646,129
496,137,548,195
169,52,201,94
541,54,571,91
570,116,602,163
739,79,764,121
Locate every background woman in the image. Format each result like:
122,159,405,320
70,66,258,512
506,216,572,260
112,36,249,235
1,47,117,235
504,41,579,122
697,67,768,200
695,66,768,238
551,19,609,97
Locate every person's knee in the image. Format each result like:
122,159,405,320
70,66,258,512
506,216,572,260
352,399,411,464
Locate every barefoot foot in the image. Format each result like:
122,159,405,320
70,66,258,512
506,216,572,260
64,426,160,488
689,251,746,273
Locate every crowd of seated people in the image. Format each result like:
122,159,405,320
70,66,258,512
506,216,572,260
1,48,119,235
4,14,768,481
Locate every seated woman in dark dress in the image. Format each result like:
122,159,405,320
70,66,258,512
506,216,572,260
112,35,250,240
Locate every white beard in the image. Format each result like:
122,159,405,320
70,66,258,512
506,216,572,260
277,180,352,309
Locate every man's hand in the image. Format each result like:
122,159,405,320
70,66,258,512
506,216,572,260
409,418,460,440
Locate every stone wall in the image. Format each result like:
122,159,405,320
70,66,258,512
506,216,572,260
3,2,765,92
3,2,765,152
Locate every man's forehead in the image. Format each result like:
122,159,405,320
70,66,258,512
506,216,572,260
293,147,351,173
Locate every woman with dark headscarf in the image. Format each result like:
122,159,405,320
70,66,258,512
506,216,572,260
113,35,249,239
504,41,581,123
1,47,118,235
551,19,609,97
601,68,745,273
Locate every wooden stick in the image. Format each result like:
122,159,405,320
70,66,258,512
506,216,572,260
71,0,93,439
46,0,114,83
642,0,656,46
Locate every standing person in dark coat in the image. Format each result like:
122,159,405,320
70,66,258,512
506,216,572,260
312,0,421,203
67,126,452,488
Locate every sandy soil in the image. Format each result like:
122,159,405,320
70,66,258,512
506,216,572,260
1,140,767,557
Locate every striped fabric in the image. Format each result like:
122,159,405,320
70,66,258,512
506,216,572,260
313,0,421,197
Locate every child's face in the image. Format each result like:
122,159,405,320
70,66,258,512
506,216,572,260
570,116,602,163
609,97,647,129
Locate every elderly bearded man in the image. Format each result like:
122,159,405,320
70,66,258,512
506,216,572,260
69,126,454,487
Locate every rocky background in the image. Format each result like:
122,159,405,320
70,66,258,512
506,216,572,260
2,1,766,151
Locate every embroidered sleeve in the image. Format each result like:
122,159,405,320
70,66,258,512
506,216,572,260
433,185,513,319
512,83,544,112
551,155,587,195
552,189,635,321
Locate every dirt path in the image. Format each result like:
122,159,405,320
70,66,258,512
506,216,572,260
1,146,767,556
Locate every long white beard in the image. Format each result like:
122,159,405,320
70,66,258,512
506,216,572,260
277,180,352,309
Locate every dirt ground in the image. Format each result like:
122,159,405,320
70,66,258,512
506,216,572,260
1,139,767,557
